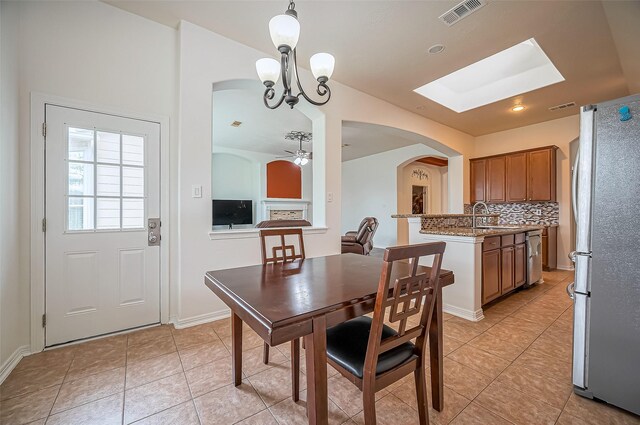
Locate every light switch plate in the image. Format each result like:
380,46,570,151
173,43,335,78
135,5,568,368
327,192,334,203
192,185,202,198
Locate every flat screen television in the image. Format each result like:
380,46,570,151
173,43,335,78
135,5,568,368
212,199,253,228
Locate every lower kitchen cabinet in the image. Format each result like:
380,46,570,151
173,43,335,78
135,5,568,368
515,243,527,287
482,249,501,304
542,226,557,271
482,232,528,305
501,246,515,293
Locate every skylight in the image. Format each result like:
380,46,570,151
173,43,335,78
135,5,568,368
414,38,564,113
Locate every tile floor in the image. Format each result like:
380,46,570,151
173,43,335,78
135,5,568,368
1,270,639,424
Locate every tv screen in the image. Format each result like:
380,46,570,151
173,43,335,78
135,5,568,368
212,200,253,226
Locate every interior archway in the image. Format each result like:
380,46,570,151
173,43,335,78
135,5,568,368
340,121,461,248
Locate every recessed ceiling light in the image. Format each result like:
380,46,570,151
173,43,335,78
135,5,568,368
512,105,526,112
414,38,564,113
428,44,445,54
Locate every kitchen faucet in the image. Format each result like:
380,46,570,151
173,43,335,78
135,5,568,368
471,201,489,228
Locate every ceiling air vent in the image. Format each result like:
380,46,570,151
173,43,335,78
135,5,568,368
230,121,242,127
549,102,576,111
439,0,487,26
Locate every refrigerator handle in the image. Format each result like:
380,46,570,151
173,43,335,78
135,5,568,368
566,282,575,300
571,147,579,223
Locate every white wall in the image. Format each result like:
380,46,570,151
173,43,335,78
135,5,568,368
341,144,454,248
1,0,28,369
7,0,177,356
211,153,257,199
474,115,579,270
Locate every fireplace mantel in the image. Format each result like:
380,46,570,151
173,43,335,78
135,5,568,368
262,198,310,221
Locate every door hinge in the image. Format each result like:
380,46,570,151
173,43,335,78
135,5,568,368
42,218,47,232
42,314,46,328
42,122,47,138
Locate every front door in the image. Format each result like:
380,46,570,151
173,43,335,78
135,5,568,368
45,105,161,346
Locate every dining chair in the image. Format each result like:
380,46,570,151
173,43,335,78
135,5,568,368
259,228,305,401
325,241,446,425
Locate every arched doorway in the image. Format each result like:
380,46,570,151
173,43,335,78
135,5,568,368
340,121,461,248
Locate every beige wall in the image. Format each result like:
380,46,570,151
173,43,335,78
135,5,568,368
400,162,447,215
474,115,580,270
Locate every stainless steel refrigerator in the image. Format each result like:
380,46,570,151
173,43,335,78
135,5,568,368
569,94,640,415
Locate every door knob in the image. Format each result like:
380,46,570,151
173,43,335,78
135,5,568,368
147,218,161,246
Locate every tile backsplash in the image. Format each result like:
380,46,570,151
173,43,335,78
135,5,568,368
464,202,559,225
421,215,499,229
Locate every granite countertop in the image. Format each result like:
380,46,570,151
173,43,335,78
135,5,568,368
419,225,546,237
392,213,499,218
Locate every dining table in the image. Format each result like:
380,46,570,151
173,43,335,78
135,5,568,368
204,253,455,425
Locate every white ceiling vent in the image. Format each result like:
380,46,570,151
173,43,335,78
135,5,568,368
549,102,576,111
439,0,487,26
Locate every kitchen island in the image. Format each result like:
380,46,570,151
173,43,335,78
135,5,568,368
393,214,544,321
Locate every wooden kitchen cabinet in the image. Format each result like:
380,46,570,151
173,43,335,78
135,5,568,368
470,146,557,203
542,226,558,271
528,147,557,201
487,156,506,203
482,232,528,305
515,243,527,287
501,246,515,293
482,249,501,304
506,152,528,202
470,159,486,203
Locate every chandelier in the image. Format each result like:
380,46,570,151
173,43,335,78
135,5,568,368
255,1,335,110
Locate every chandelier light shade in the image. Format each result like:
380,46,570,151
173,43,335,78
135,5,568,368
310,53,335,81
268,14,300,50
256,58,281,85
256,0,335,109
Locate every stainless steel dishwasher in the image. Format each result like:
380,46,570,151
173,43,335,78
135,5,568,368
526,230,543,285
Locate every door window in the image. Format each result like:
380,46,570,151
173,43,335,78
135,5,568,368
67,127,145,231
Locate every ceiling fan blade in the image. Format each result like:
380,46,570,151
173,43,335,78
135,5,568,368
284,150,296,155
308,152,313,159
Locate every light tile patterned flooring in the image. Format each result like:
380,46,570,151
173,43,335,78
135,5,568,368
1,270,639,424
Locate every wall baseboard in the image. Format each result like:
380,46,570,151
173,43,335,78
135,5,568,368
556,265,575,271
0,345,30,384
172,309,230,329
443,304,484,322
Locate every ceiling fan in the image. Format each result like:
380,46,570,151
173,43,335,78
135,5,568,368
278,130,312,165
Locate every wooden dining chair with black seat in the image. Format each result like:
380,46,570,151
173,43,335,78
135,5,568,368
325,241,446,425
258,227,305,401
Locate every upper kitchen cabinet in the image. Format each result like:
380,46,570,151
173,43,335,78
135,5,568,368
486,156,506,203
506,152,527,202
528,147,558,202
470,159,486,203
470,146,558,203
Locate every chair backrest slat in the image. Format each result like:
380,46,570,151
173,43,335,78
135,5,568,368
362,242,446,376
259,228,306,264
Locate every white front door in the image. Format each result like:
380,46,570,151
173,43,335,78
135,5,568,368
45,105,161,346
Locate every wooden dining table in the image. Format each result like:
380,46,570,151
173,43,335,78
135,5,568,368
204,253,454,425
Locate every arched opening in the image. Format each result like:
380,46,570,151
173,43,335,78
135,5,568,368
340,121,461,248
211,79,324,229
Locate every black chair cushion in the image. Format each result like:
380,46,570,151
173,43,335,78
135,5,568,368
326,316,417,379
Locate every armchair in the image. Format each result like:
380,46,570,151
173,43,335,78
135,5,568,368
341,217,379,255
